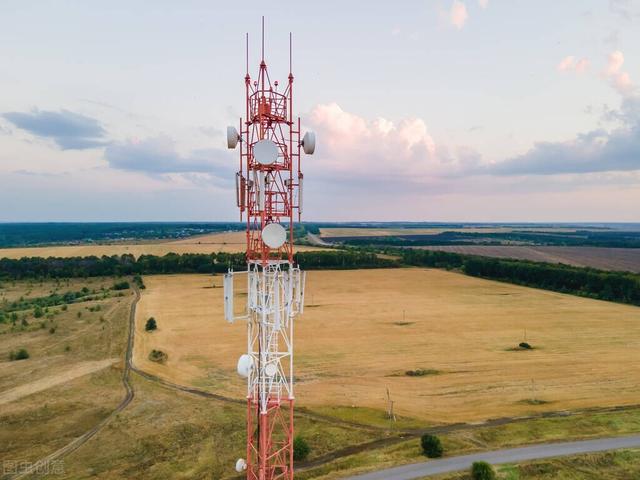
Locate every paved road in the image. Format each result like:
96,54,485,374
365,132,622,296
344,434,640,480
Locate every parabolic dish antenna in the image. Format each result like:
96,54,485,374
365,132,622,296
237,354,253,378
235,459,247,473
253,139,279,165
227,126,240,149
262,223,287,249
302,131,316,155
265,363,278,377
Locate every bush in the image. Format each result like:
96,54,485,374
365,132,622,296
471,461,495,480
145,317,157,331
293,436,310,461
149,349,168,363
49,327,56,334
9,348,30,361
112,281,130,290
34,306,44,318
420,434,443,458
519,342,533,349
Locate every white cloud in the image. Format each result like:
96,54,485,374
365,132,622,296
450,1,468,29
605,50,635,96
306,103,478,186
557,56,590,74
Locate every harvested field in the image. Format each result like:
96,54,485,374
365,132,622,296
134,269,640,424
419,245,640,273
0,231,323,259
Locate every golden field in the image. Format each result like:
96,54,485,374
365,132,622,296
133,268,640,424
0,231,321,259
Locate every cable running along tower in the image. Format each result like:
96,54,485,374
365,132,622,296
224,19,315,480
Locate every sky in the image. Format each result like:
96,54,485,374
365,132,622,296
1,0,639,222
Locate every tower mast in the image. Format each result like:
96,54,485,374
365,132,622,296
224,18,316,480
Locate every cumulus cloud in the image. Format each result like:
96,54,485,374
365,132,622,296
450,1,468,29
2,109,107,150
557,56,590,74
104,135,233,175
604,50,635,96
306,103,479,187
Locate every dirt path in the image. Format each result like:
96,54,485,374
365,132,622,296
0,358,118,407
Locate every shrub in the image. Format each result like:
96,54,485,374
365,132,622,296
145,317,157,332
420,434,443,458
405,368,439,377
519,342,533,350
9,348,30,361
21,318,29,327
49,327,56,334
112,281,130,291
34,306,43,318
293,436,310,461
471,461,495,480
64,345,71,352
149,349,168,363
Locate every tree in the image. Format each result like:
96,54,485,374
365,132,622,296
293,436,310,461
420,434,443,458
145,317,157,331
471,461,495,480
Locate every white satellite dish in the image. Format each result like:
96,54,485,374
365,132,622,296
253,139,279,165
227,126,240,149
301,131,316,155
262,223,287,249
237,354,253,378
235,458,247,473
265,363,278,377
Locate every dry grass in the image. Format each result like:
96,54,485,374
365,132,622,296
0,231,322,259
133,269,640,424
0,278,133,466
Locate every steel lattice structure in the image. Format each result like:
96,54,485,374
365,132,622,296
224,19,314,480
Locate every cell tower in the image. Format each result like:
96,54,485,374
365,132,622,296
224,18,315,480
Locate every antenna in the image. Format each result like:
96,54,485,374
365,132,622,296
224,18,315,480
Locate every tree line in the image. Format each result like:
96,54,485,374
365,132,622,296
0,250,397,280
401,249,640,306
1,249,638,307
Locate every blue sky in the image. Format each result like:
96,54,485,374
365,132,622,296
1,0,639,221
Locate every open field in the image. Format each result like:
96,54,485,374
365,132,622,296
0,231,323,259
0,277,134,468
419,245,640,273
133,269,640,424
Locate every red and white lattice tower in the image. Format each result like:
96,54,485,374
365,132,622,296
224,18,315,480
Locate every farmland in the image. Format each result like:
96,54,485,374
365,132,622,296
0,231,322,260
133,268,640,424
419,245,640,273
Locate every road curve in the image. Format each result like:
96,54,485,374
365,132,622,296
344,434,640,480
